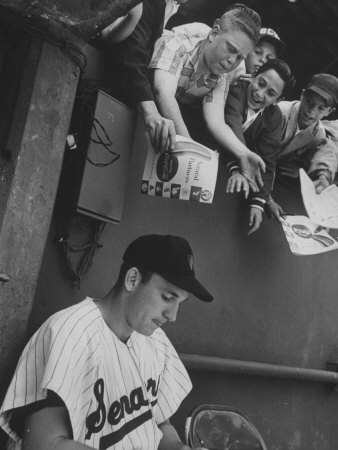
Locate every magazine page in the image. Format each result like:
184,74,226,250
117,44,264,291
141,134,219,203
281,215,338,256
300,168,338,228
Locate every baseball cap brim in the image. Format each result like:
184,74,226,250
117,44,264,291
161,273,214,302
260,35,286,57
305,86,336,107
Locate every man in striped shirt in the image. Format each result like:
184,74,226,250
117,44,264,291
0,235,212,450
149,4,266,192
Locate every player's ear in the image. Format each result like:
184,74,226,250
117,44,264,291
328,106,336,116
125,267,141,292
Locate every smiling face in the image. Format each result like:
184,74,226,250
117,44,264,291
298,90,335,129
245,40,278,74
247,68,285,110
202,24,254,75
124,271,189,337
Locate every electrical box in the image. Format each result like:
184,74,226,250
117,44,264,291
62,89,135,224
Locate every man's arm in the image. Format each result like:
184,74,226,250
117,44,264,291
153,69,191,138
21,405,94,450
137,100,176,152
309,137,338,193
101,4,143,44
203,100,265,191
101,1,175,152
158,420,191,450
158,420,206,450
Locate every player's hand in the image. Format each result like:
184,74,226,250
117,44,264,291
238,73,252,82
238,150,265,192
144,112,176,153
266,199,286,222
313,175,330,194
226,171,250,199
248,207,263,235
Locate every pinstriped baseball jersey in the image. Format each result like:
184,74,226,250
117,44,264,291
0,298,192,449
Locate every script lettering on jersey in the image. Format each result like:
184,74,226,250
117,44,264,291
85,376,160,448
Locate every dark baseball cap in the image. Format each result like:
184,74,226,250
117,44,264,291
305,73,338,107
123,234,213,302
258,28,286,57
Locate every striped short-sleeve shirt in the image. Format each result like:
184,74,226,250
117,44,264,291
0,298,192,450
150,22,229,107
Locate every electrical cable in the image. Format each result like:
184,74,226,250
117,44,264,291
72,78,121,167
56,211,106,288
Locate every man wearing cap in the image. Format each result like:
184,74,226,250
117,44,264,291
228,27,286,84
0,235,212,450
267,73,338,219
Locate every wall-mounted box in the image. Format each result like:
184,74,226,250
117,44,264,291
60,89,135,224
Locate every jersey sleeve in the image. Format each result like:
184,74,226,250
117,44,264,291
151,331,192,425
0,300,101,444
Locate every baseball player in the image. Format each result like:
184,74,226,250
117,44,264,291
0,234,213,450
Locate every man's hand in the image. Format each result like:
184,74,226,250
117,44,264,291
138,101,176,153
248,207,263,235
313,174,330,194
144,112,176,153
226,171,250,198
238,150,266,192
266,198,286,222
238,73,252,82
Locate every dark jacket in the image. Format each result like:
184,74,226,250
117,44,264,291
224,79,283,209
112,0,165,104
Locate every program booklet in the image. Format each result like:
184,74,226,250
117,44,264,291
141,134,219,204
281,214,338,256
300,168,338,229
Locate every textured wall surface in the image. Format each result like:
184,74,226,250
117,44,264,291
29,115,338,450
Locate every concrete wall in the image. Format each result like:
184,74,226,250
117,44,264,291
28,114,338,449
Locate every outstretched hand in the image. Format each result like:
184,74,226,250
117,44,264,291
226,171,250,199
238,73,253,82
248,207,263,235
313,175,330,194
238,151,265,192
139,101,176,153
266,199,286,222
145,113,176,153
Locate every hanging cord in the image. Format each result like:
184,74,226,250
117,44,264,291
87,117,120,167
71,78,121,167
56,210,106,288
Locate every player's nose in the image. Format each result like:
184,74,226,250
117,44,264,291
164,303,179,323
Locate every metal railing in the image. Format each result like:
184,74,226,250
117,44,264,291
180,353,338,384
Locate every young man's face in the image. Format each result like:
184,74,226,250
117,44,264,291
298,91,335,129
245,40,277,75
125,272,189,336
247,68,284,110
203,24,254,75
